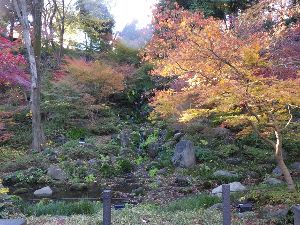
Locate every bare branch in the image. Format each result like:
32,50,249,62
284,104,293,129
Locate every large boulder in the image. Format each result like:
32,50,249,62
0,219,27,225
212,182,246,197
260,205,289,219
172,140,196,168
263,177,283,186
33,186,53,197
272,166,282,177
47,165,67,181
70,183,88,191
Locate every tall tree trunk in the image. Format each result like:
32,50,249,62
14,0,44,151
33,0,45,150
9,1,15,41
58,0,65,64
248,109,296,192
274,129,296,191
49,0,57,52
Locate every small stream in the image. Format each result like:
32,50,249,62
8,178,141,204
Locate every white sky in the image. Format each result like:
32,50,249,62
109,0,158,31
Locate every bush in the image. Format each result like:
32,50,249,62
116,159,133,174
217,144,239,157
244,184,300,206
109,42,140,65
195,148,217,162
59,140,99,160
67,128,88,140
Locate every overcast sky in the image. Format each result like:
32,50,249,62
109,0,158,31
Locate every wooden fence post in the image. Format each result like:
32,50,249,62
293,205,300,225
103,189,112,225
222,184,231,225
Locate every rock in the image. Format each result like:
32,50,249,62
13,188,29,195
263,177,283,185
208,203,223,211
213,170,238,178
47,165,67,181
212,182,246,197
175,176,191,187
33,186,53,197
88,158,98,166
157,168,167,175
53,134,67,144
225,157,242,165
172,140,196,168
70,183,88,191
236,211,256,219
0,219,27,225
75,160,85,166
132,187,145,196
120,129,131,148
156,179,163,187
261,205,289,219
291,162,300,172
272,166,283,177
245,171,260,179
173,132,184,141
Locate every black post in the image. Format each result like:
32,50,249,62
103,190,111,225
293,205,300,225
222,184,231,225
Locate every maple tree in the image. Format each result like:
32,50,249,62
145,1,300,191
60,57,124,102
0,36,29,88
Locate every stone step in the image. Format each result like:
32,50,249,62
0,219,26,225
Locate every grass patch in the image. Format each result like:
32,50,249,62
243,182,300,206
21,200,102,216
163,194,221,212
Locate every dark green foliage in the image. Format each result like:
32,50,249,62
59,140,98,160
88,117,120,135
76,0,114,52
67,128,88,140
61,161,89,180
116,159,133,174
244,184,300,206
217,144,239,157
99,163,114,177
160,0,258,18
109,43,140,65
195,148,218,162
20,200,102,216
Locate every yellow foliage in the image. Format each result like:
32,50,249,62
0,187,9,194
179,109,210,123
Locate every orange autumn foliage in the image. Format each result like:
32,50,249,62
146,1,300,190
60,57,124,102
